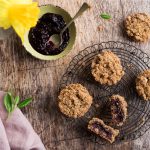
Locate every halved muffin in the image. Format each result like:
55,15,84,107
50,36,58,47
88,118,119,143
110,95,127,126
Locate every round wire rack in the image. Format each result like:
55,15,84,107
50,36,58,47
58,41,150,144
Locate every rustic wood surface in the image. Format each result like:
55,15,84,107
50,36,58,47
0,0,150,149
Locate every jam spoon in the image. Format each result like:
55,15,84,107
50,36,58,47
49,3,90,47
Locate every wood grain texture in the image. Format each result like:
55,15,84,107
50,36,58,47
0,0,150,149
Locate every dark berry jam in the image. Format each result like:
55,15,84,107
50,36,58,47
92,122,112,139
111,99,124,122
29,13,70,55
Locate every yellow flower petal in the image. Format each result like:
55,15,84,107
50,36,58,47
0,0,11,29
9,0,32,4
0,0,40,42
9,3,40,42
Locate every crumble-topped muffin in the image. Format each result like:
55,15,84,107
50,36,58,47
110,95,128,126
88,118,119,143
91,50,124,85
136,70,150,100
125,13,150,42
58,83,93,118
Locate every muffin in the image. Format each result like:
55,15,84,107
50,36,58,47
125,13,150,42
58,83,93,118
136,70,150,100
110,95,128,126
88,118,119,143
91,50,124,85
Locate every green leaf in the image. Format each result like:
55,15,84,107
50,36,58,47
14,96,20,105
17,98,32,109
8,92,15,104
8,92,12,96
3,92,32,120
4,93,13,113
100,13,111,19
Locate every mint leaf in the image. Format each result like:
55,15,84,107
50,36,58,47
14,96,20,105
100,13,111,19
4,93,13,113
17,98,32,108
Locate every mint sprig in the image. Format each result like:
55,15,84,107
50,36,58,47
17,98,32,108
100,13,111,19
4,92,32,119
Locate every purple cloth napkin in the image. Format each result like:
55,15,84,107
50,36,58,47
0,91,46,150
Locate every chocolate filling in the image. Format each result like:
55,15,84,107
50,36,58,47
29,13,70,55
92,122,112,139
111,98,124,123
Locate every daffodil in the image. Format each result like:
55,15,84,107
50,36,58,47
0,0,40,42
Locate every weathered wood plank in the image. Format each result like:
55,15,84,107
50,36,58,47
0,0,150,149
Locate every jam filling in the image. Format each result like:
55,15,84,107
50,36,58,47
92,122,112,139
29,13,70,55
111,99,124,122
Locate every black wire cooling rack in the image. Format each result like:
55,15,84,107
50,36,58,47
58,41,150,144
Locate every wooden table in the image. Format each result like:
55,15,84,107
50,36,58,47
0,0,150,149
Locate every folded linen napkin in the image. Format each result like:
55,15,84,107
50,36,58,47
0,91,46,150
